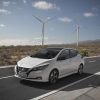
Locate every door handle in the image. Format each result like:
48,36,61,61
69,59,71,62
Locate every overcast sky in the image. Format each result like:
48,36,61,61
0,0,100,46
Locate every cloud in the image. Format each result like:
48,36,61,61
47,17,51,20
2,1,16,6
0,38,63,46
0,9,11,14
3,1,10,6
0,24,5,28
83,12,95,17
23,0,27,4
34,37,48,40
33,37,49,45
58,17,72,22
0,39,34,46
33,1,60,10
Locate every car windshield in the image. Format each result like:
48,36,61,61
30,48,63,59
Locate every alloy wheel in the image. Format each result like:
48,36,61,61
49,70,59,84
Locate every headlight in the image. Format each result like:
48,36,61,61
31,63,49,71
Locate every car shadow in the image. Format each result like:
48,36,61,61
63,74,100,92
20,73,95,91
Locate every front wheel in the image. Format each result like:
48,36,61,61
77,64,84,75
49,69,59,84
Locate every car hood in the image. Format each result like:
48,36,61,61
17,56,52,68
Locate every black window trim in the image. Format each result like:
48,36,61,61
69,49,78,58
57,49,70,60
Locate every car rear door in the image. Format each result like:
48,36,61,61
69,49,81,72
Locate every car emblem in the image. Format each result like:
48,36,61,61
21,68,24,71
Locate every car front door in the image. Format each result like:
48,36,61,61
55,49,71,77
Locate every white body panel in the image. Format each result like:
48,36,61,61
18,56,51,68
55,59,71,77
69,54,81,72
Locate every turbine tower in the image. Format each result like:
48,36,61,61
76,24,79,47
33,15,54,46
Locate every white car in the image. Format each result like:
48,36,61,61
14,47,84,84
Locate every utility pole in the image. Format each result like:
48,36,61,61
76,24,79,47
33,15,54,46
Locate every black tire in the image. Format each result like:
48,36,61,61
49,69,59,84
77,64,84,75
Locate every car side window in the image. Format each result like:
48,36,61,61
57,50,69,60
70,49,78,58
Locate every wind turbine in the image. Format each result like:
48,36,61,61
33,15,54,46
71,24,80,47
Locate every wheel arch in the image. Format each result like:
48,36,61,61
50,68,59,75
77,63,84,74
80,63,84,67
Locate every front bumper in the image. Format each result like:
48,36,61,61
14,66,48,82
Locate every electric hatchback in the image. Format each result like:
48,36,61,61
14,47,84,84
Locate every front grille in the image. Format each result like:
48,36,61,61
17,66,29,73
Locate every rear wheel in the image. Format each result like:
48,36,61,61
77,64,84,75
49,69,59,84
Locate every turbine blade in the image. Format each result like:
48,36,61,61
33,15,43,23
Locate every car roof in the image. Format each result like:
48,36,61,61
46,47,64,50
46,47,77,51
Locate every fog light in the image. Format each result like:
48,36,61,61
37,77,42,80
28,77,42,80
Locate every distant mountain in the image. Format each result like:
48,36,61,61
47,39,100,47
79,39,100,45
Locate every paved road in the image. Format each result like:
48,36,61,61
0,67,14,78
0,56,100,100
